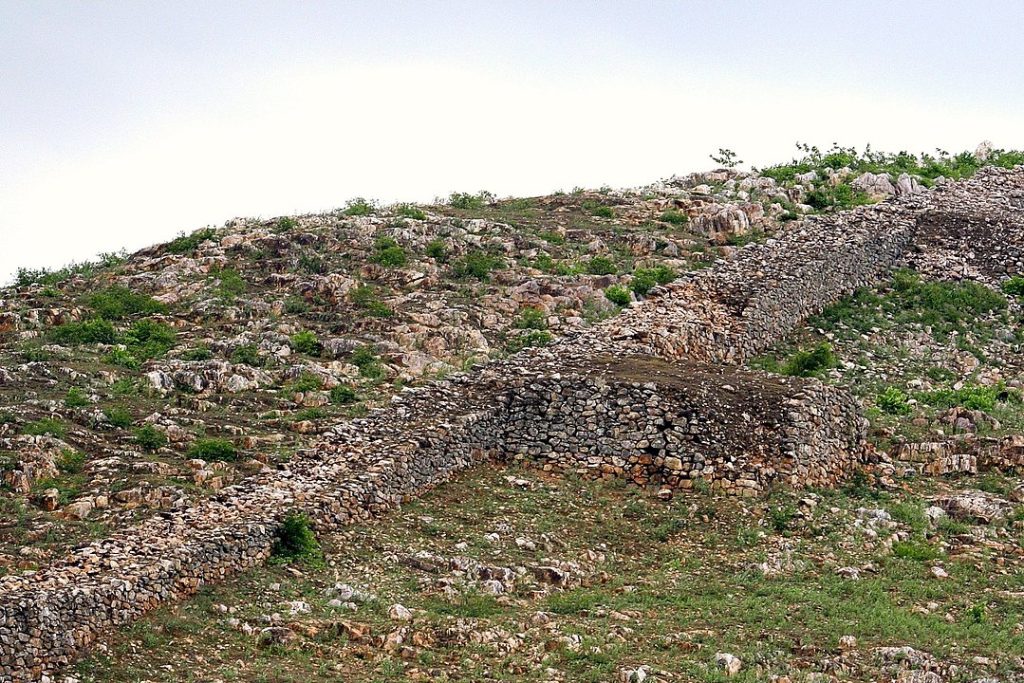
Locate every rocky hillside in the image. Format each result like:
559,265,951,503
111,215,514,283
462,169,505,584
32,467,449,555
2,143,1024,682
1,142,1022,574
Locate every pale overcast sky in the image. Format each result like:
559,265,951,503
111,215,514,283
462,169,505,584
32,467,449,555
2,1,1023,283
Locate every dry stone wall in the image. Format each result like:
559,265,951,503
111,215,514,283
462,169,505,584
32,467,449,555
3,168,1023,681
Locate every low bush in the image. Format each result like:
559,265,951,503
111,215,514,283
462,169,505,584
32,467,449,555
395,204,427,220
330,385,358,404
506,329,553,353
915,384,1005,412
64,388,90,408
586,256,617,276
104,406,133,429
24,418,67,438
230,344,263,367
604,285,631,306
782,342,838,378
57,449,86,474
350,285,393,317
105,347,140,369
124,319,177,359
215,268,246,300
187,438,238,462
452,251,501,281
877,386,912,415
134,425,167,452
180,346,213,361
283,296,310,314
167,228,217,254
270,513,323,565
290,330,322,356
372,236,407,267
343,197,376,216
630,265,676,296
50,318,117,345
290,372,323,393
659,210,689,226
1002,276,1024,296
350,345,385,379
274,217,298,233
425,239,447,260
88,286,167,320
514,307,547,330
448,191,494,210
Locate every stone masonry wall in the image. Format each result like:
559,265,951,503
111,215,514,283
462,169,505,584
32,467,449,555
3,167,1023,681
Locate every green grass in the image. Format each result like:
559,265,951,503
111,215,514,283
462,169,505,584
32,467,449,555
74,466,1024,683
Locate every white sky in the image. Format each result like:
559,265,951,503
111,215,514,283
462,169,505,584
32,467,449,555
2,0,1024,284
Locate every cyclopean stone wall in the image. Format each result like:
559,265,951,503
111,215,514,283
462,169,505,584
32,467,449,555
3,167,1023,681
596,201,921,364
491,355,865,495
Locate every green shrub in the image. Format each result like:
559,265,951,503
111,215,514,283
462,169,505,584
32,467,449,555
425,239,447,260
167,228,217,254
270,513,322,565
659,210,689,226
105,347,140,369
50,318,117,345
230,344,263,367
916,384,1003,412
395,204,427,220
877,386,912,415
604,285,631,306
586,204,614,219
134,425,167,452
290,331,322,356
296,252,326,274
1002,277,1024,296
514,307,547,330
768,504,796,533
448,191,494,210
104,406,133,429
452,251,501,281
124,319,177,359
274,217,298,233
180,346,213,361
782,343,838,378
187,438,238,462
57,449,86,474
630,265,676,295
343,197,375,216
805,182,872,211
215,268,246,300
586,256,617,276
88,286,167,319
372,236,407,267
283,296,310,315
64,388,90,408
350,345,385,379
24,418,67,438
506,329,553,353
350,285,393,317
290,372,323,393
330,385,358,404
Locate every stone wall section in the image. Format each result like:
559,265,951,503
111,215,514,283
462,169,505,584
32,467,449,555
3,168,1024,681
